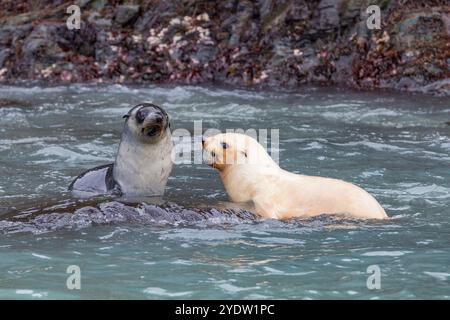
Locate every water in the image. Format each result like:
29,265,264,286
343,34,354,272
0,84,449,299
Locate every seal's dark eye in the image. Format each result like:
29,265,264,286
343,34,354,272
221,142,228,149
147,127,158,136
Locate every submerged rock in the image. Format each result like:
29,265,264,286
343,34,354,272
0,98,31,108
0,200,257,234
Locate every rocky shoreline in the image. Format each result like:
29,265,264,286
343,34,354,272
0,0,449,95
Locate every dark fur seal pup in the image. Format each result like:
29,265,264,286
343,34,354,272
69,103,173,197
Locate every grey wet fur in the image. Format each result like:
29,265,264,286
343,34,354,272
69,103,173,197
68,164,117,196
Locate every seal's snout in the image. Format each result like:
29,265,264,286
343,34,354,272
201,137,217,168
126,103,170,142
135,106,166,125
138,104,168,124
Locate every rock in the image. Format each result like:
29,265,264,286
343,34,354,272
393,11,444,49
89,0,108,10
394,76,421,90
333,54,353,83
260,0,291,32
0,0,448,95
259,0,275,21
134,9,160,32
0,49,11,67
193,43,217,64
57,22,97,57
228,0,254,46
419,79,450,96
22,23,66,62
0,98,31,108
424,63,444,78
0,200,257,234
114,5,140,26
338,0,364,26
317,0,340,32
88,12,112,28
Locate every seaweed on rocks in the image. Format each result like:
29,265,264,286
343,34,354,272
0,0,448,95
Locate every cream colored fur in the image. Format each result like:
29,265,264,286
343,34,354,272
203,133,387,220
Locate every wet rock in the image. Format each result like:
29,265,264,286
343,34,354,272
21,23,66,62
88,0,109,10
134,13,157,32
393,11,445,49
0,98,31,108
0,0,448,95
0,200,257,234
57,21,97,57
424,63,444,78
194,43,217,64
0,49,11,67
259,0,291,33
317,0,340,32
228,0,254,46
88,11,112,28
395,76,421,90
333,54,353,83
0,24,33,50
338,0,364,27
114,5,140,26
419,78,450,96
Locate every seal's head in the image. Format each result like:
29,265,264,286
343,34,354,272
123,103,170,143
202,133,279,204
114,102,173,196
202,133,276,171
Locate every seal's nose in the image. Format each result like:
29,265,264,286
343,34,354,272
148,107,167,124
136,106,166,124
202,138,206,147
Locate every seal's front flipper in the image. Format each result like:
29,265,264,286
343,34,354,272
69,163,119,197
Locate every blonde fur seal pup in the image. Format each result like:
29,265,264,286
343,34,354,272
202,133,387,220
69,103,173,197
